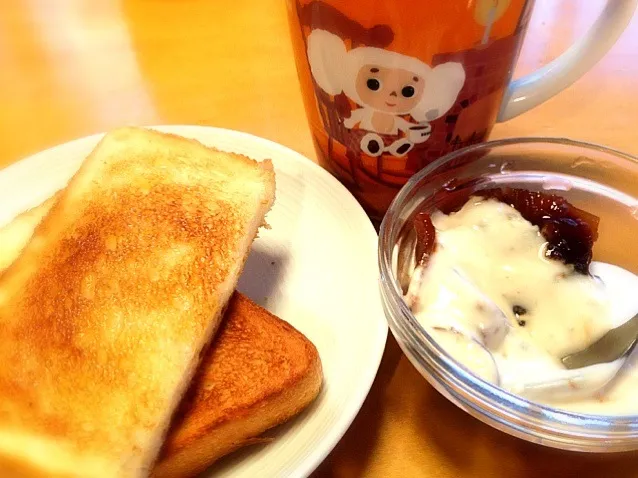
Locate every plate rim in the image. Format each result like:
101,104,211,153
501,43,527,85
0,125,388,478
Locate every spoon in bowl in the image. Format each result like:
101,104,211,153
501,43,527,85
487,262,638,401
561,314,638,369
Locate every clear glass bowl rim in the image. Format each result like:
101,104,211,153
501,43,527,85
378,137,638,452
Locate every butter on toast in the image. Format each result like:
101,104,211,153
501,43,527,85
0,127,275,478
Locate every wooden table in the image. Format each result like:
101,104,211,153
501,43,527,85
2,1,638,476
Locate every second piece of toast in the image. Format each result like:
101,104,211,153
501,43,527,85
153,293,322,478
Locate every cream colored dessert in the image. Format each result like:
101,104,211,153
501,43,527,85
406,197,638,414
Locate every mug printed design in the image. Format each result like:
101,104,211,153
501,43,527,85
307,29,465,158
293,0,531,218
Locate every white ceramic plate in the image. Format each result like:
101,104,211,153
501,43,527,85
0,125,388,478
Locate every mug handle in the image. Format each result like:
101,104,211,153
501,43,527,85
497,0,637,122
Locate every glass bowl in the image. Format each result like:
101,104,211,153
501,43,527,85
378,137,638,452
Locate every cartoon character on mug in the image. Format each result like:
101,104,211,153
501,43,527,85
307,29,466,157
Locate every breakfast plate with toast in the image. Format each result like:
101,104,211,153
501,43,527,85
0,126,387,477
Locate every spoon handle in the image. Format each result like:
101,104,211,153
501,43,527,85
561,314,638,370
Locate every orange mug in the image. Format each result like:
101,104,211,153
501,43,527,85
286,0,637,220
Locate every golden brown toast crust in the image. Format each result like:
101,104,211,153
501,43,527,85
153,293,322,478
0,128,275,477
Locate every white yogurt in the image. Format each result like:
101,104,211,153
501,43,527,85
407,197,638,414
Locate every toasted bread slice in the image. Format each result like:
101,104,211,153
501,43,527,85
153,292,322,478
0,192,322,478
0,127,275,478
